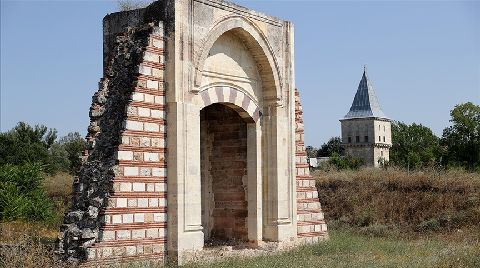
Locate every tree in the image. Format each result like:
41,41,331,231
0,122,86,174
328,152,363,170
317,137,344,157
305,146,318,158
441,102,480,170
58,132,86,174
390,122,441,169
0,122,57,172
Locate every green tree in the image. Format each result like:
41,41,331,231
0,122,57,172
58,132,86,174
317,137,344,157
328,152,363,170
391,122,441,170
441,102,480,170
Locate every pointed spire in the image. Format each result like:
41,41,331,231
344,66,388,120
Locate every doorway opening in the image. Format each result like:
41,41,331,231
200,103,249,246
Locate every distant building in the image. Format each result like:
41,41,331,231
340,67,392,167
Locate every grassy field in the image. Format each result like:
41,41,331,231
185,229,480,268
1,169,480,267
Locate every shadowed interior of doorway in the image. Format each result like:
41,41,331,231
201,103,249,246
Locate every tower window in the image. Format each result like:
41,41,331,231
378,136,381,142
383,126,385,132
356,136,360,143
381,151,384,157
364,136,368,142
348,137,352,143
383,136,385,142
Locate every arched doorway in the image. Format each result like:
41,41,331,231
167,16,296,257
200,103,251,244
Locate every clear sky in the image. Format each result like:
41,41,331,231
1,0,479,147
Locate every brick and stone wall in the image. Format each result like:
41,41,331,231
57,20,167,265
200,104,248,242
295,89,329,243
58,1,328,265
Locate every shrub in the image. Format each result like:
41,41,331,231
315,168,480,234
328,152,363,170
0,163,55,222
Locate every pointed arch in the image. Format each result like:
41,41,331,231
194,15,282,104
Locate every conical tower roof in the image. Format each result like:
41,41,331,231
344,67,388,120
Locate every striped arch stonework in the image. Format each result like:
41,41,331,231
199,86,261,122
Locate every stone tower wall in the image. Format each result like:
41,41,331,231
57,20,167,265
341,118,392,167
294,89,328,243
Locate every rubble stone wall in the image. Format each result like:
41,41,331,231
57,18,167,265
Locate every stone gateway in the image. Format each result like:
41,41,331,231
57,0,327,265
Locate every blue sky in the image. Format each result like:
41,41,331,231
1,0,479,147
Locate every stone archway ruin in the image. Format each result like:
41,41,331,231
57,0,328,265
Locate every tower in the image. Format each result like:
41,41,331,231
340,67,392,167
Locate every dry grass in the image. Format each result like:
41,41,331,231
185,229,480,268
0,221,63,268
42,172,74,227
1,169,479,267
314,167,480,235
0,173,73,268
